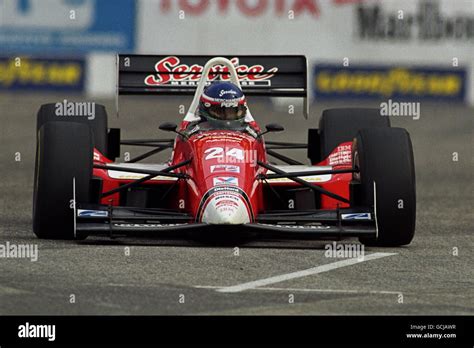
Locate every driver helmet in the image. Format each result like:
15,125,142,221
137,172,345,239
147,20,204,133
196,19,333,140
199,81,247,122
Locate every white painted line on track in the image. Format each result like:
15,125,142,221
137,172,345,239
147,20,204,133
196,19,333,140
255,287,401,295
0,285,32,295
195,285,401,295
212,252,397,293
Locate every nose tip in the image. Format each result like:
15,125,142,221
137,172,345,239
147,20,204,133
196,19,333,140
212,210,240,224
201,194,251,225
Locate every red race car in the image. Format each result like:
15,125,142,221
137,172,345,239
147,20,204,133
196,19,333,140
33,55,416,246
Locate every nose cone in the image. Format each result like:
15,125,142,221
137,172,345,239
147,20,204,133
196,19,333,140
201,192,251,225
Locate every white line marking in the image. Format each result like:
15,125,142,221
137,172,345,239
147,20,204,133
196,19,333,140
195,285,400,295
256,287,401,295
215,252,397,293
0,285,32,295
373,181,379,239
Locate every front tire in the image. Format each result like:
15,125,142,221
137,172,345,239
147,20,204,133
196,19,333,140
33,122,93,239
353,128,416,246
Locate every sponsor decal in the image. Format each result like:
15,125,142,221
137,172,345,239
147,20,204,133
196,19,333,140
145,56,278,87
257,223,332,229
213,177,239,186
196,186,254,222
210,164,241,173
0,57,84,92
220,99,239,107
158,0,352,18
265,166,332,183
114,223,186,228
107,170,178,181
93,151,101,161
314,64,466,101
328,143,352,166
0,0,135,53
202,185,245,196
219,89,238,97
77,209,108,217
357,1,474,42
266,176,331,183
215,197,240,209
341,213,372,220
201,191,251,224
193,131,249,141
201,89,245,107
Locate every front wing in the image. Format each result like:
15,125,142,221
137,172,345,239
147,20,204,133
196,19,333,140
75,205,377,240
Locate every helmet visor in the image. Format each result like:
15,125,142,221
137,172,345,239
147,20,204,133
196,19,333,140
208,104,247,121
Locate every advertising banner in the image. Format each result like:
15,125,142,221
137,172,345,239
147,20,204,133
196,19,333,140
0,57,85,92
313,64,466,101
137,0,473,61
0,0,135,53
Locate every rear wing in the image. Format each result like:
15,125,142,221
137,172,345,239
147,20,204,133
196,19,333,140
117,55,309,118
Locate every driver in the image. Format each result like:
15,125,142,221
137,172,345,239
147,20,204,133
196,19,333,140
184,81,260,137
199,81,247,123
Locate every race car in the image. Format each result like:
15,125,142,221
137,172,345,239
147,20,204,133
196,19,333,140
33,55,416,246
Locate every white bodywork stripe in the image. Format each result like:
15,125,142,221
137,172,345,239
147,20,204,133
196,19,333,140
265,165,333,183
373,181,379,239
105,163,178,181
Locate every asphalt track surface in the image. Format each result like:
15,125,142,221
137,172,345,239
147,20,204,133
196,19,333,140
0,94,472,314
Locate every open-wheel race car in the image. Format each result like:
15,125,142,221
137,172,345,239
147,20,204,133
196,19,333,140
33,55,416,246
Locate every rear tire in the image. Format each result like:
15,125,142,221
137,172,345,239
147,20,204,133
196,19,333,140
33,122,93,239
36,103,108,155
318,108,390,160
352,128,416,246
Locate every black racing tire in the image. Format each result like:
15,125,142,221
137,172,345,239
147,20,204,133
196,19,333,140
36,102,108,155
319,108,390,160
352,128,416,246
33,122,93,240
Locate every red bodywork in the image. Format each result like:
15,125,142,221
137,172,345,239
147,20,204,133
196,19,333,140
92,117,353,221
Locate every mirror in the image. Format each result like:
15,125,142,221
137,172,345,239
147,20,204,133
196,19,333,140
258,123,285,137
265,123,285,133
159,122,178,133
